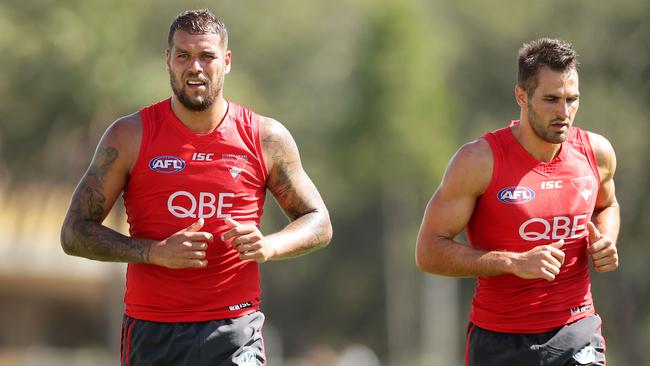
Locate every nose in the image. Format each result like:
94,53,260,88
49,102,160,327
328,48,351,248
188,57,203,73
556,100,570,120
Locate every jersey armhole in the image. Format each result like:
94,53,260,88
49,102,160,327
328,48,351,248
252,115,269,182
480,133,500,196
129,111,151,177
578,129,601,186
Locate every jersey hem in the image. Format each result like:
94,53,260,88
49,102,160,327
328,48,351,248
125,305,260,323
469,307,595,334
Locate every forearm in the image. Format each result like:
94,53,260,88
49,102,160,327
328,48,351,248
266,209,332,260
592,202,620,243
61,218,154,263
416,236,515,277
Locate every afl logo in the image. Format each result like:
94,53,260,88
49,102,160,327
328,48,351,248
497,186,535,204
149,155,185,174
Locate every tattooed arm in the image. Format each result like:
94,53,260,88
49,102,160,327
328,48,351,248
60,113,211,268
222,117,332,262
60,113,151,263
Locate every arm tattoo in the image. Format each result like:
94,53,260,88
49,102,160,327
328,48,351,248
262,128,332,258
83,146,116,220
62,147,151,263
88,146,118,181
263,134,312,220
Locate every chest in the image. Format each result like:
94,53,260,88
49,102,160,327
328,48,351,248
473,146,599,244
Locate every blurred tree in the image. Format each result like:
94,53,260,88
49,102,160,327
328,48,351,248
0,0,648,365
327,0,458,363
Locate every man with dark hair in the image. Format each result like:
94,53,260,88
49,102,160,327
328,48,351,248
61,9,332,366
416,38,619,365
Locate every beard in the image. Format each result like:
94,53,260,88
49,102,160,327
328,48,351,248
527,105,570,144
169,72,222,112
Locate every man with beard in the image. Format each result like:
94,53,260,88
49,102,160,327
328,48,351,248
61,9,332,366
415,38,619,366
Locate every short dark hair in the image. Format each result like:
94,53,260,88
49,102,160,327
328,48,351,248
167,9,228,48
517,38,579,96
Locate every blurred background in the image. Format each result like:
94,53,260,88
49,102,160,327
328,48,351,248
0,0,648,365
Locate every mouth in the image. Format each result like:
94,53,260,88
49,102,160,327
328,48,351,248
550,121,568,131
185,79,208,89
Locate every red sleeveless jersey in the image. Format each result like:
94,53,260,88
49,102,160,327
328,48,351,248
466,121,600,333
123,98,268,322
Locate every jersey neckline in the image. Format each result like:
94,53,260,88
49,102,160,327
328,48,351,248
164,98,234,141
506,120,570,176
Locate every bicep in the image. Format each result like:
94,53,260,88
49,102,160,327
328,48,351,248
70,148,126,222
418,141,491,241
66,123,134,223
419,176,481,242
589,132,618,210
595,176,616,211
263,121,325,220
270,166,324,220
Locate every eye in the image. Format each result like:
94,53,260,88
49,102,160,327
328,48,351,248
177,53,189,60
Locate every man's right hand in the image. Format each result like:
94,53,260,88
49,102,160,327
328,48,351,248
511,239,565,281
149,218,214,269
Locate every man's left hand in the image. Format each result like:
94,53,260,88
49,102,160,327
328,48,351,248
586,222,619,272
222,218,276,263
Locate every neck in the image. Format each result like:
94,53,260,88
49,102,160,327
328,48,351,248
512,118,562,163
170,96,228,134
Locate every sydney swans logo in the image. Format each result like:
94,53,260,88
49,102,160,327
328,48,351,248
570,176,594,203
222,154,248,182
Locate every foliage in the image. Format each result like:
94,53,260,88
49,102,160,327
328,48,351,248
0,0,648,364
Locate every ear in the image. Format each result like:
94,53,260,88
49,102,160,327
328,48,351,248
224,49,232,74
514,85,528,108
165,48,171,71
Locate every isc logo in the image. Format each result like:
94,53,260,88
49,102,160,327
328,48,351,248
149,156,185,174
541,180,563,189
192,152,214,161
497,186,535,204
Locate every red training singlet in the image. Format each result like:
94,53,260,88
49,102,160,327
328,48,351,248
123,98,268,322
466,120,600,333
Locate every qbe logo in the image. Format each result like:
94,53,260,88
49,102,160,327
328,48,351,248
149,155,185,174
167,191,234,218
497,186,535,204
518,214,588,241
